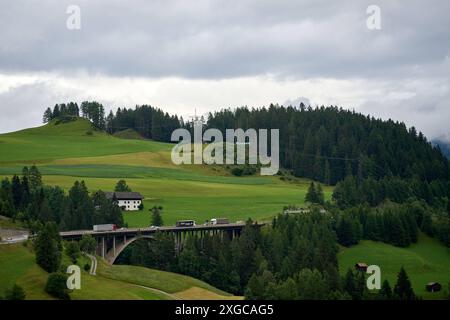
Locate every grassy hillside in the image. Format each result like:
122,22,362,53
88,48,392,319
0,243,236,300
113,128,145,140
0,119,332,226
338,233,450,299
0,119,169,163
97,261,236,298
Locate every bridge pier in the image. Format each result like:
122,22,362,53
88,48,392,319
101,236,105,259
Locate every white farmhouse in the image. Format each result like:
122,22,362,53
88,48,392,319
105,192,143,211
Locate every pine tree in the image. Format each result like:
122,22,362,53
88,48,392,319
11,175,22,209
316,183,325,205
305,182,317,203
343,268,357,299
378,279,392,299
35,222,62,273
115,180,131,192
245,274,264,300
150,206,163,226
43,107,53,123
394,267,416,300
38,198,53,223
29,165,42,189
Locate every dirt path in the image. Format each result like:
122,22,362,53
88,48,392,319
134,284,181,300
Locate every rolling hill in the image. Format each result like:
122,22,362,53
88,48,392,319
0,243,237,300
338,233,450,299
0,118,332,226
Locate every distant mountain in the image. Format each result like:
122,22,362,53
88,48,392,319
432,139,450,158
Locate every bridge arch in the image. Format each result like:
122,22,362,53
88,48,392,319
106,235,154,264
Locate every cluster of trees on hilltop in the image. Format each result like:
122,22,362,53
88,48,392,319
43,101,106,129
105,105,181,141
43,102,80,123
42,102,182,141
0,166,124,232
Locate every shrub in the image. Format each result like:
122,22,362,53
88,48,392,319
45,273,70,300
231,167,243,176
4,284,26,300
84,263,90,271
65,241,80,264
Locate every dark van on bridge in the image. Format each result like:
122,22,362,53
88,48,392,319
176,220,196,227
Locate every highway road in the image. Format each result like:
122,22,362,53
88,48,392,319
59,222,260,239
0,229,29,244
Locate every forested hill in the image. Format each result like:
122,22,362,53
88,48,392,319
42,102,449,187
206,105,449,185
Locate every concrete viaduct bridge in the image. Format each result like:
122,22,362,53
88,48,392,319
60,222,264,264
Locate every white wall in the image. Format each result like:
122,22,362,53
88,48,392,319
117,199,141,211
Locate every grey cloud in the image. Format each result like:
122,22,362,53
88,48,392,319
357,80,450,143
0,0,449,79
0,81,84,133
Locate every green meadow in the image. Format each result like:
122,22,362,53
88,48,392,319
0,243,233,300
338,233,450,299
0,118,332,227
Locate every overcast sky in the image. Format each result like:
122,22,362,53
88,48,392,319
0,0,449,141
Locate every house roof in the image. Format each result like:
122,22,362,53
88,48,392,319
105,192,143,200
355,262,368,268
427,282,440,286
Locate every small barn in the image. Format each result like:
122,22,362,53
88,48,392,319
355,262,368,272
426,282,442,292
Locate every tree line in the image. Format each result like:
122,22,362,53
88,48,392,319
205,104,449,184
0,166,124,232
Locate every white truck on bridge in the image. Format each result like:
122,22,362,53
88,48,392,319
210,218,229,225
93,224,116,232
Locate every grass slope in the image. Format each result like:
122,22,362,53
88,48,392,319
0,243,234,300
97,261,234,298
0,119,332,227
0,119,169,163
113,128,145,140
338,233,450,299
